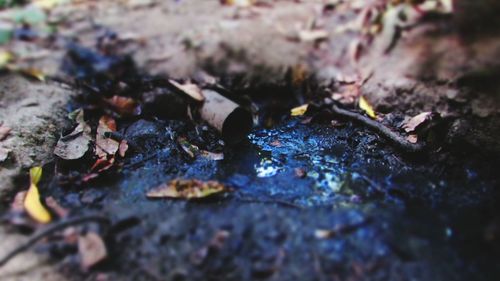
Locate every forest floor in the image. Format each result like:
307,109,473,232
0,1,500,280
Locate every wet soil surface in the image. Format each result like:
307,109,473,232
39,110,500,281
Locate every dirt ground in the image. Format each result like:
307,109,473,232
1,1,500,280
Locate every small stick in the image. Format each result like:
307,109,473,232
0,215,111,268
331,104,425,153
236,197,303,209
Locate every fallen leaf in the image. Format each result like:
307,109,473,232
54,109,92,160
20,68,45,82
178,137,198,158
90,157,115,173
297,29,329,42
169,79,205,102
221,0,254,7
403,112,432,133
0,147,9,162
11,191,27,212
294,168,307,178
178,137,223,160
200,150,224,161
291,64,308,87
6,191,29,226
191,230,231,265
147,179,229,199
290,104,309,116
33,0,69,9
45,196,69,218
358,96,376,119
270,140,282,147
118,140,129,157
0,122,11,141
78,231,108,270
104,96,141,116
95,116,119,158
24,167,51,224
407,134,418,144
0,50,12,69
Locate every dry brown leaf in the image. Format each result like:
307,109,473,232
147,179,229,199
406,134,418,144
11,191,27,212
54,110,92,160
297,29,329,42
169,79,205,102
200,150,225,161
291,64,308,87
96,116,119,158
104,96,141,116
45,196,69,218
90,157,115,173
221,0,254,7
178,137,223,160
403,112,432,133
0,122,12,141
0,147,9,162
119,140,129,157
78,232,108,270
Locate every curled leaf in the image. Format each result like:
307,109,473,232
78,232,108,270
221,0,254,7
54,109,92,160
359,96,376,119
147,179,229,199
21,68,46,82
297,29,329,42
290,104,309,116
403,112,432,133
24,167,51,224
0,122,11,141
178,137,198,158
169,79,205,102
118,140,129,157
104,96,141,116
0,147,9,162
178,137,223,160
96,115,119,158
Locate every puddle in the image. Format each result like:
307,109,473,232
41,118,500,281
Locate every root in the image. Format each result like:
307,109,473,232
0,215,111,268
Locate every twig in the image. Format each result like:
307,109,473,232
331,104,425,153
236,196,303,209
0,215,111,268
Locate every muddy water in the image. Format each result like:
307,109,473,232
46,118,499,281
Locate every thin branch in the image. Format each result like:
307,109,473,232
0,215,111,268
331,104,425,153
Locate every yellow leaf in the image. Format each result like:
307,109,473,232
290,104,309,117
33,0,69,9
359,96,376,119
30,166,42,184
0,51,12,69
22,68,46,82
24,167,51,224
